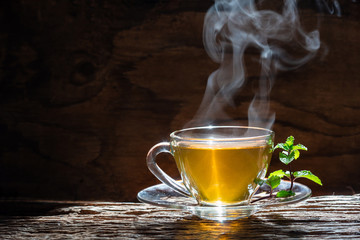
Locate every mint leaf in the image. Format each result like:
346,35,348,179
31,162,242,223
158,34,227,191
279,152,289,164
293,149,300,159
293,170,323,186
266,175,281,189
279,151,295,165
288,151,296,161
276,190,295,198
285,136,294,148
293,144,308,151
274,143,289,151
268,169,286,179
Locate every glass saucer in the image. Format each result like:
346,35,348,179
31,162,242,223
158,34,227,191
137,180,311,221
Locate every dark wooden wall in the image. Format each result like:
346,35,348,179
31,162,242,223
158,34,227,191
0,1,359,201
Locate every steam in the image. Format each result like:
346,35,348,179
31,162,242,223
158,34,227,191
316,0,341,16
187,0,335,130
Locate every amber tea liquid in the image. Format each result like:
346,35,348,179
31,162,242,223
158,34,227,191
174,144,271,205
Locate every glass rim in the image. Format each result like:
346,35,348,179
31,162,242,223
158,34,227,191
170,125,274,142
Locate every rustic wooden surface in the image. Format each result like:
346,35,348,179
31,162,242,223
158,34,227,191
0,194,359,239
0,1,359,201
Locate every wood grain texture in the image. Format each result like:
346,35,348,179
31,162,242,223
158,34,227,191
0,195,359,239
0,1,359,201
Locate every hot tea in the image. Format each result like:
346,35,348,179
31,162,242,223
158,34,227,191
173,144,271,205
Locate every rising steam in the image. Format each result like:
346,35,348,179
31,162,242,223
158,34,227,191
187,0,337,130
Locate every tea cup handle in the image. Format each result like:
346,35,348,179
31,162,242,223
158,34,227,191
147,142,191,197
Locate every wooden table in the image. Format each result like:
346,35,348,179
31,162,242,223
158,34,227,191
0,194,359,239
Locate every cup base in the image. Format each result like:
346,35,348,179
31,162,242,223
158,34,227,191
197,199,250,208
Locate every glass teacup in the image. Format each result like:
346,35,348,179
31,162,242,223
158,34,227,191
147,126,274,206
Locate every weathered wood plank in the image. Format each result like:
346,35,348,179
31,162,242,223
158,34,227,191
0,195,359,239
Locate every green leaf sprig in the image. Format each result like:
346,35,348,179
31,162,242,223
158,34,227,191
273,136,322,197
253,136,322,202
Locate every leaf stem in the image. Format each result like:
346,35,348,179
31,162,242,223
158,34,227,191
289,163,294,191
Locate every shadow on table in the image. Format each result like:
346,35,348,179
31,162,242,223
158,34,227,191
134,212,318,239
